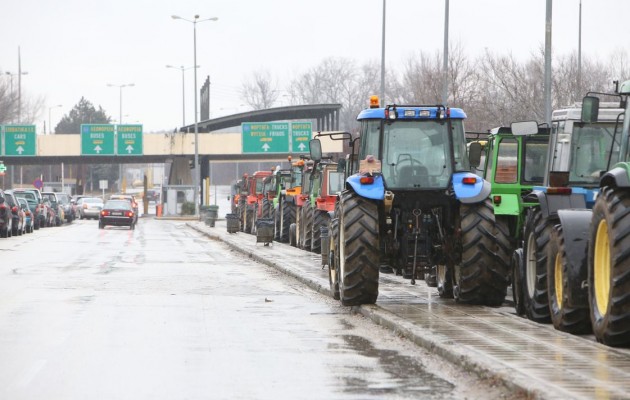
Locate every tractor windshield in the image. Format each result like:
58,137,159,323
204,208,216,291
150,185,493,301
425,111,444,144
522,136,549,184
568,122,619,185
328,171,345,195
381,119,466,189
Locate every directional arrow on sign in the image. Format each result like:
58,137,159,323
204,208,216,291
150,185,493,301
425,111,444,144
126,145,134,154
262,143,270,152
298,143,306,151
94,145,103,154
16,146,24,154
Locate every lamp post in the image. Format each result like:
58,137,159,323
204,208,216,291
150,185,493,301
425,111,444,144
5,71,28,123
48,104,62,134
166,65,198,126
107,83,135,192
172,14,218,218
107,83,135,124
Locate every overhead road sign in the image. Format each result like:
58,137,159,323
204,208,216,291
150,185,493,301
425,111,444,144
291,122,312,153
81,124,115,155
117,124,143,155
3,125,36,156
242,122,289,153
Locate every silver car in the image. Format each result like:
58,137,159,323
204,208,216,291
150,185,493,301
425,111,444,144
77,197,104,220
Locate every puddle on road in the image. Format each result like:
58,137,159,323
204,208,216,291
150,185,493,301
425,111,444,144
332,334,455,399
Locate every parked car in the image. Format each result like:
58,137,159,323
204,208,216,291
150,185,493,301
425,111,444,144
4,191,25,236
109,194,139,223
56,193,76,222
99,200,136,230
41,192,64,226
41,197,56,227
77,197,104,219
18,188,47,228
13,190,42,230
0,189,13,238
18,198,34,233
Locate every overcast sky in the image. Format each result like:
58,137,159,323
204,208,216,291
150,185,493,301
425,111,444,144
1,0,629,133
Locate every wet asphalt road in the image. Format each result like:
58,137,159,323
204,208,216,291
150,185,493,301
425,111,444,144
0,216,512,400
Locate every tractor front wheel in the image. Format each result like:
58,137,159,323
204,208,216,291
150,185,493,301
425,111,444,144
588,187,630,346
338,190,379,306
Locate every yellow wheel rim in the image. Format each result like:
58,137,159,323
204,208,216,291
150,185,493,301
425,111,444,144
594,219,611,316
554,253,563,309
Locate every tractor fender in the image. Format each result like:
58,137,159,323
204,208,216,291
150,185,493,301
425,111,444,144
491,193,520,216
556,209,592,307
527,189,587,219
600,165,630,189
452,172,490,204
346,174,385,200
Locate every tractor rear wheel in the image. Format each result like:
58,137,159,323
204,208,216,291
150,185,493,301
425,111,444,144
312,210,329,254
511,249,526,316
522,207,553,322
338,190,379,306
548,225,591,334
279,197,294,243
328,216,340,300
455,199,509,306
303,204,313,251
588,187,630,346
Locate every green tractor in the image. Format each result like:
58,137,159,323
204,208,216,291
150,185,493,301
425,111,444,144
469,123,550,312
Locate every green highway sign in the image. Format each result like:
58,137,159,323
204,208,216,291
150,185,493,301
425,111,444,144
242,122,289,153
291,122,312,153
117,124,143,155
81,124,115,155
4,125,36,156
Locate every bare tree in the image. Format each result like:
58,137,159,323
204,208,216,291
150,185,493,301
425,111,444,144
241,70,279,110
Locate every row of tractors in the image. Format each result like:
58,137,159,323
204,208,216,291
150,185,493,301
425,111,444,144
232,80,630,347
230,152,345,253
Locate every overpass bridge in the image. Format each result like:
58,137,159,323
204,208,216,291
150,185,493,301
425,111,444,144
0,104,345,193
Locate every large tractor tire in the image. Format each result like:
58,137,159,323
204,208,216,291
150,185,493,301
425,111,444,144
279,197,295,243
311,209,329,254
338,190,379,306
436,263,453,298
302,204,313,251
262,198,271,219
588,187,630,346
455,199,510,306
328,216,340,300
511,249,526,316
522,207,553,322
547,225,591,334
245,205,254,234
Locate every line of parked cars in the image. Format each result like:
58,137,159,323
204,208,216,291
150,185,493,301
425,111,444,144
0,188,79,238
0,189,141,237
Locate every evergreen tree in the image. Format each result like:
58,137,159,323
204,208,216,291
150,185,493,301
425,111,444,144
54,97,111,134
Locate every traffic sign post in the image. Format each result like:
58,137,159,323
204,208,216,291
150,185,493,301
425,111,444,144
117,124,143,155
242,122,289,153
291,122,312,153
3,125,36,156
81,124,115,155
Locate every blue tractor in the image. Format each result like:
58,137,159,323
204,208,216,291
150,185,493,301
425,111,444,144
312,97,511,306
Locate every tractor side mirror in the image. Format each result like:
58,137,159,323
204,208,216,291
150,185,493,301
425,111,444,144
511,120,539,136
309,139,322,162
468,142,482,168
581,96,600,123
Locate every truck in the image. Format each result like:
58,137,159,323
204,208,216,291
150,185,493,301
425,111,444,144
468,124,551,313
312,96,511,306
514,91,625,332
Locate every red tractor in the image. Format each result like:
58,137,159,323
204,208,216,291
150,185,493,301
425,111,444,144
311,162,344,253
242,170,273,233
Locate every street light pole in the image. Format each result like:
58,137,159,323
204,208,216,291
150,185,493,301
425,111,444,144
166,65,197,126
5,71,28,123
107,83,135,192
48,104,62,134
172,14,218,218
